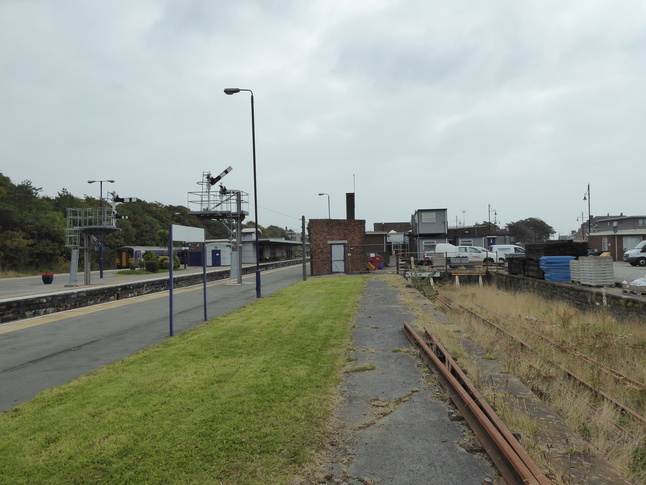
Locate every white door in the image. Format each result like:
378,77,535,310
331,244,345,273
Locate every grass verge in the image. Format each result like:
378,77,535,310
0,276,366,485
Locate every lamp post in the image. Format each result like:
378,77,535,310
224,87,261,298
318,193,330,218
583,183,591,240
87,179,115,278
487,204,497,234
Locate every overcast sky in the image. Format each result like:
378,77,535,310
2,1,644,236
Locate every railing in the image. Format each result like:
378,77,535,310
187,187,249,217
65,208,117,248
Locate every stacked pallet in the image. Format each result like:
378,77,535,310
574,256,614,287
570,259,580,283
539,256,575,282
622,277,646,295
524,260,544,279
507,256,524,275
526,241,588,259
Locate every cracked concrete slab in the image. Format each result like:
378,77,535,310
323,277,496,484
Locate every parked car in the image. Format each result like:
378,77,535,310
623,240,646,266
490,244,525,263
457,246,497,263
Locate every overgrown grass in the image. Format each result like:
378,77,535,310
433,284,646,484
0,276,367,485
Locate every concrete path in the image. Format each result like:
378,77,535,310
323,277,496,484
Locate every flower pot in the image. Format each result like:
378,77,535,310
41,274,54,284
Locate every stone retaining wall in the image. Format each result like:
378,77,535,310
1,260,301,324
492,272,646,320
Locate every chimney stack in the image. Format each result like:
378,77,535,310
346,193,355,220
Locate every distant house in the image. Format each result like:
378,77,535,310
186,229,302,267
446,224,515,249
587,215,646,260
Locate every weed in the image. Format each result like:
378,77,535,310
346,363,377,373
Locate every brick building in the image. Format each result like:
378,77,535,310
309,219,366,275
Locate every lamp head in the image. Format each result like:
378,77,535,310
224,88,241,95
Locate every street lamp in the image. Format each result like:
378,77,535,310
318,193,330,219
488,204,497,234
583,183,591,240
87,179,115,278
224,87,261,298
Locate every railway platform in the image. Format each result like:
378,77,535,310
0,267,207,302
322,274,632,484
323,276,496,484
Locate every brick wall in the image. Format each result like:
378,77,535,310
310,219,366,276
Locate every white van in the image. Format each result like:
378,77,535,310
457,246,497,263
433,243,460,259
623,241,646,266
490,244,525,263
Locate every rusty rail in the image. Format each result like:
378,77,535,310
403,321,550,485
439,296,646,430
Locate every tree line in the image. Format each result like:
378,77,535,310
0,173,290,273
0,171,555,273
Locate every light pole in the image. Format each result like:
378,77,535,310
224,87,261,298
87,179,115,278
318,193,330,218
583,183,591,240
487,204,497,234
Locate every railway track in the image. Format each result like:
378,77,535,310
402,321,551,485
468,300,646,393
435,295,646,441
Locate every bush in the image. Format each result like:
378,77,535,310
158,256,169,270
159,255,181,269
145,260,160,273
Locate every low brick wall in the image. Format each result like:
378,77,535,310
492,273,646,320
0,260,302,324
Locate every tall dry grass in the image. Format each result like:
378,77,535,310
437,284,646,484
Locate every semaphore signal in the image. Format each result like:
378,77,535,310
208,166,233,185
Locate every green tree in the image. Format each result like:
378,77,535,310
505,218,555,243
264,225,287,238
0,230,33,271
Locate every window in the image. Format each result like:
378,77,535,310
639,219,646,227
421,212,437,223
422,241,437,252
602,237,609,251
